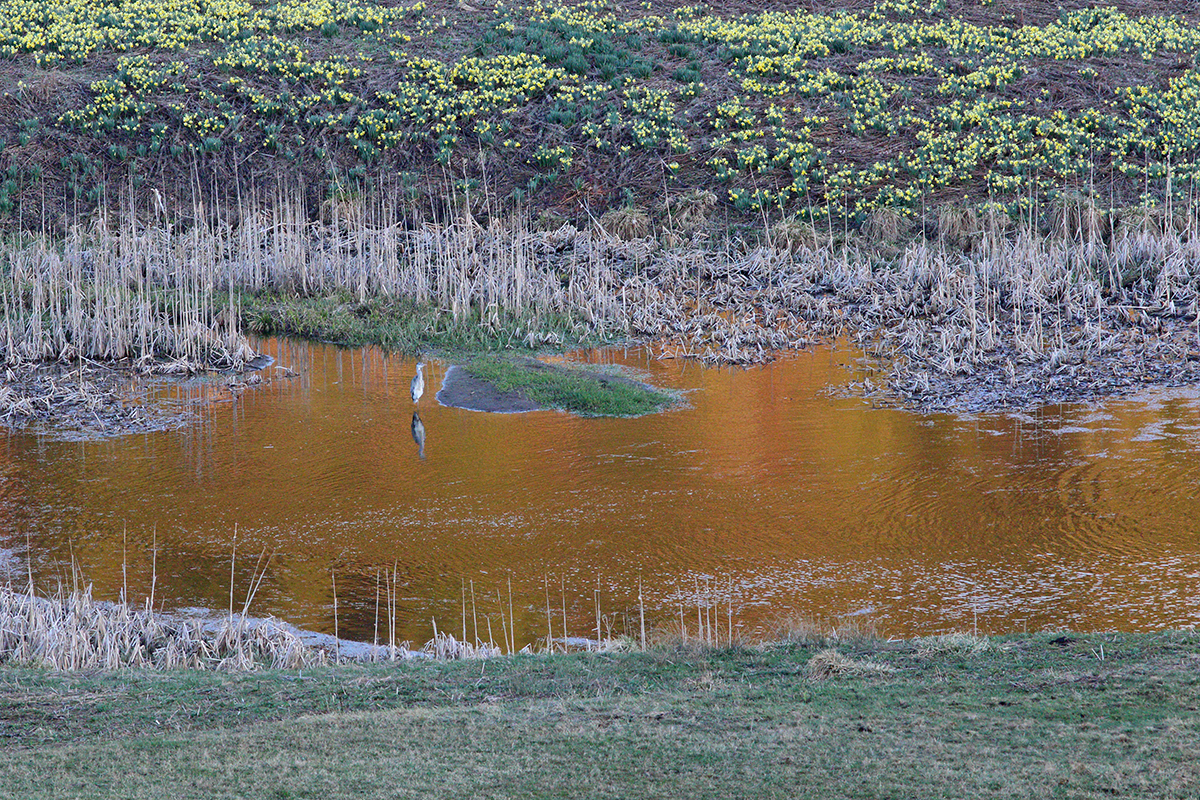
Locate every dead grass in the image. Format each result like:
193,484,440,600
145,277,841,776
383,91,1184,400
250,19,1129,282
0,584,327,671
598,206,652,240
804,647,894,679
663,189,717,234
767,613,880,646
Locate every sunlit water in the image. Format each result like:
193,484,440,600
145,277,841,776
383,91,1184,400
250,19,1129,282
3,337,1200,645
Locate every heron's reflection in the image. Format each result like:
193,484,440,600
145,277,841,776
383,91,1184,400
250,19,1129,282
411,411,426,459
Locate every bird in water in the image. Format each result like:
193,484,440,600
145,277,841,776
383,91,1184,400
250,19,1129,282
411,411,426,459
411,362,425,404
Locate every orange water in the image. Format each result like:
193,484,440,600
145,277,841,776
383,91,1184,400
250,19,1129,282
4,337,1200,645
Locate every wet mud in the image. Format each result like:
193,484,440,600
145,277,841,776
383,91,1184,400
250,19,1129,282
436,365,542,413
0,356,277,440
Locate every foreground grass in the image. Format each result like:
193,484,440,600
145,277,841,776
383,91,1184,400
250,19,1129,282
2,631,1199,798
463,356,676,416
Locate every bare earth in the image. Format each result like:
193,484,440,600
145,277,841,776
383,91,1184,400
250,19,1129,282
435,365,540,413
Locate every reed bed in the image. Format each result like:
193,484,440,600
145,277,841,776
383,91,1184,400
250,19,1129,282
1,220,256,371
0,584,327,671
8,194,1200,412
629,210,1200,409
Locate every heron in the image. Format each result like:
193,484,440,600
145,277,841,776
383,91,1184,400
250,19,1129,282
411,362,425,404
411,411,426,459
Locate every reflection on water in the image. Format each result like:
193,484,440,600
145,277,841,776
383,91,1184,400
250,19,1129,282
3,337,1200,644
411,412,426,460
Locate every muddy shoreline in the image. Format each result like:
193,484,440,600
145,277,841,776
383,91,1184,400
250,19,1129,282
845,321,1200,413
0,356,277,440
436,365,541,413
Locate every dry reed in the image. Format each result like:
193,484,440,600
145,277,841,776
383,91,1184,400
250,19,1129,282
0,584,326,671
9,192,1200,413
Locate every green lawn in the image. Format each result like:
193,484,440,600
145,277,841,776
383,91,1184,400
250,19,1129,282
3,632,1198,798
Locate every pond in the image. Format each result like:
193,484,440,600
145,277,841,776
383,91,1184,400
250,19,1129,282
4,337,1200,647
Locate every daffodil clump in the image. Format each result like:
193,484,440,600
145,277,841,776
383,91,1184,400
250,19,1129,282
3,0,1200,227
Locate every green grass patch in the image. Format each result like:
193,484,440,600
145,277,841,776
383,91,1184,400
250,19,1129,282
462,356,675,416
238,292,610,355
2,632,1199,798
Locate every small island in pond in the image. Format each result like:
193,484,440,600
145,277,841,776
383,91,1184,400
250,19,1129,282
437,358,676,417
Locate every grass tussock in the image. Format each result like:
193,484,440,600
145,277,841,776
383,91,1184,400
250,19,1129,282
805,648,895,680
915,632,992,658
0,584,326,671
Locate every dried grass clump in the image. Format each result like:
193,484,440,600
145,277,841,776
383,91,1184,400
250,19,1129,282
1049,190,1103,241
0,585,328,671
978,203,1014,243
664,189,716,234
533,208,570,232
770,218,822,251
915,632,991,658
599,206,652,240
319,193,366,230
937,204,978,250
768,614,879,646
805,648,894,680
861,206,910,245
422,628,502,659
1116,203,1189,237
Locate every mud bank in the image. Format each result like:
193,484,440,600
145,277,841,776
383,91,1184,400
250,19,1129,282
0,356,277,440
435,365,541,414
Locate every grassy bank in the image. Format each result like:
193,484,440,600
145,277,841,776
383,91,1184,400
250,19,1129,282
2,630,1198,798
2,0,1200,231
240,292,607,354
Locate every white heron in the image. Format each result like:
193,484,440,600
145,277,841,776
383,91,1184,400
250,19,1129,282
411,362,425,404
411,411,426,459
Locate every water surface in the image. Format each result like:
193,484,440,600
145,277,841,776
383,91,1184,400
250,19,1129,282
4,338,1200,645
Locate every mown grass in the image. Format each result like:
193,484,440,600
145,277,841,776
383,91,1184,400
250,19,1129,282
462,356,676,416
2,631,1199,798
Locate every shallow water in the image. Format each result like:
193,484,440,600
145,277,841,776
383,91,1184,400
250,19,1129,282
4,337,1200,645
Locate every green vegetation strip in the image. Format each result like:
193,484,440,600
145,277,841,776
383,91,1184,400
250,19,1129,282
240,293,599,354
2,632,1198,798
463,357,675,416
